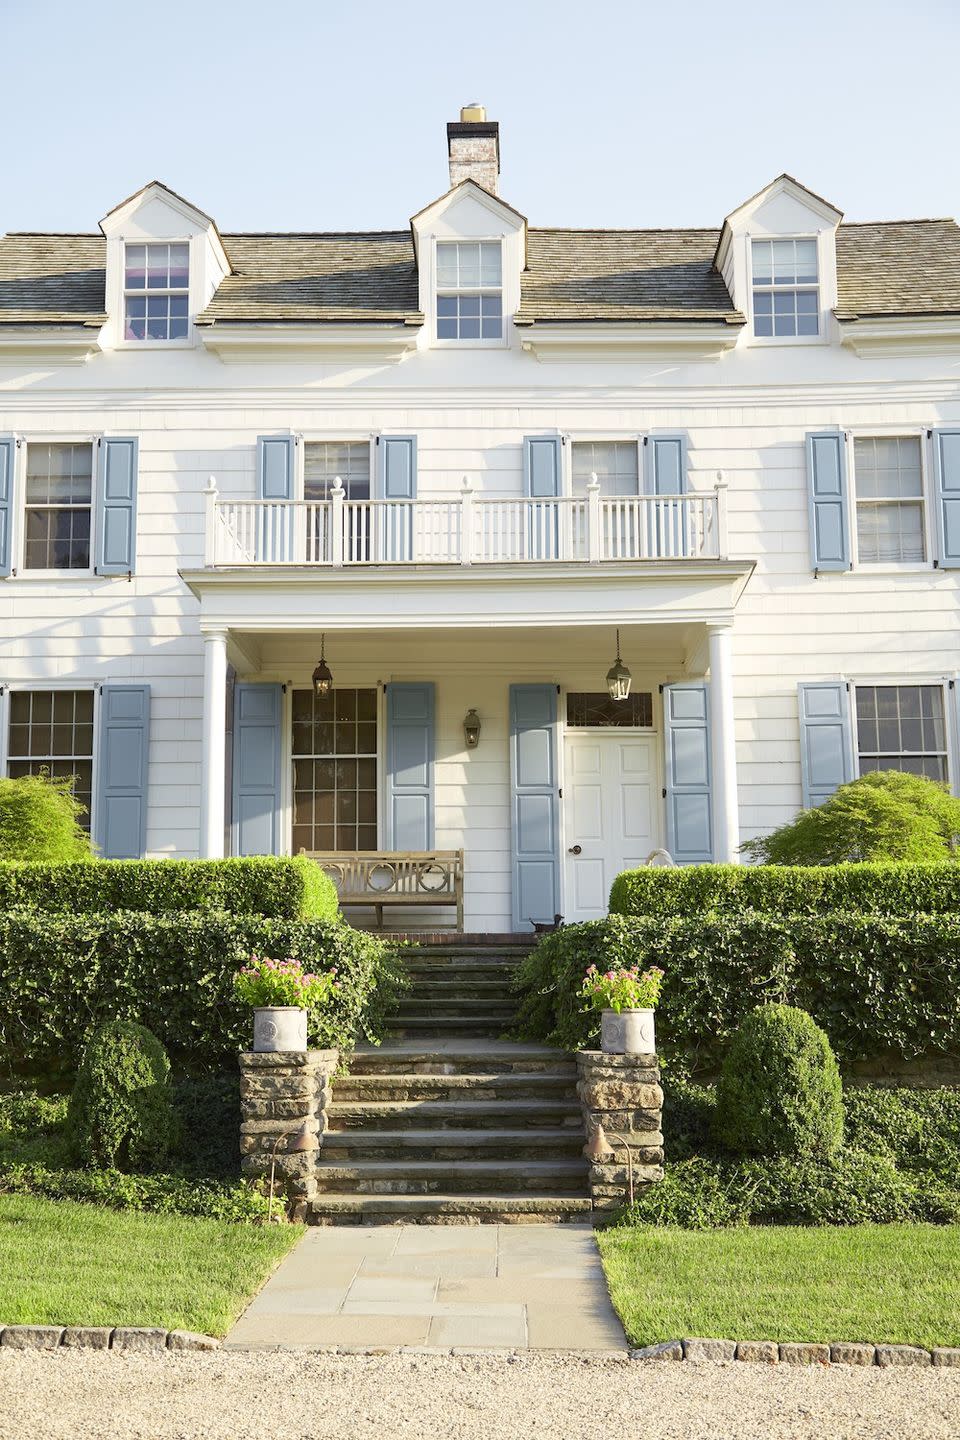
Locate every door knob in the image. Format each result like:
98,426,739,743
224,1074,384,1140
568,844,582,855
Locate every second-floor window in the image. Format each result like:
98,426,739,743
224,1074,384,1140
571,441,639,497
853,437,925,565
752,237,819,337
124,242,190,341
303,441,370,503
436,241,502,340
24,442,93,570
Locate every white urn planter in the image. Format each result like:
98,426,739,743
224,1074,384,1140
252,1006,308,1054
601,1007,656,1056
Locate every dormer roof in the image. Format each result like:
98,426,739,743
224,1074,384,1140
409,179,528,266
713,173,844,271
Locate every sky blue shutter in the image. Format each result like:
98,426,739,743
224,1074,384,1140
644,434,688,494
509,684,560,929
0,436,13,578
379,436,417,562
386,682,434,848
95,684,150,858
96,437,138,575
806,431,850,571
663,683,713,864
523,436,561,560
256,436,295,563
798,681,853,808
232,683,283,856
932,429,960,568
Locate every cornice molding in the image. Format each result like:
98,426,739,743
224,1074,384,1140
838,316,960,357
197,323,421,363
517,323,742,363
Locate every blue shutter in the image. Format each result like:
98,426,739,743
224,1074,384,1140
806,431,850,571
95,684,150,858
386,682,434,849
96,437,138,575
232,683,283,856
379,436,417,562
798,681,853,808
0,436,13,578
509,684,560,929
523,436,561,560
644,434,687,494
257,436,295,499
932,429,960,568
663,683,713,864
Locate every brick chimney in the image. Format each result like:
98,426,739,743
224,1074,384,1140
447,104,500,195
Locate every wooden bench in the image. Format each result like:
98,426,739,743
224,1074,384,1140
301,850,465,931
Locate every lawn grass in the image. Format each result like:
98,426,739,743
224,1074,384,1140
598,1223,960,1349
0,1194,301,1337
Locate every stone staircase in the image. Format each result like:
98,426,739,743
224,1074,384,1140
309,941,591,1224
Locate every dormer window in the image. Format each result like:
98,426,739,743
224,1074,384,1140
751,237,819,337
436,241,502,340
124,242,190,341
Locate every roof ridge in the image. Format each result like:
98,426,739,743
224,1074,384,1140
840,217,956,228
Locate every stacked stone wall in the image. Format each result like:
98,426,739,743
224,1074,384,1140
239,1049,338,1209
576,1051,664,1216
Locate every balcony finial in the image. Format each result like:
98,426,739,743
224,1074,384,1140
587,471,601,492
331,475,345,498
714,469,727,492
205,474,218,496
461,474,473,493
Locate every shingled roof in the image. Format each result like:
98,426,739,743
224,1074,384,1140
2,218,960,328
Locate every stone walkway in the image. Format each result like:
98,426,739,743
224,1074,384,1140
225,1223,626,1351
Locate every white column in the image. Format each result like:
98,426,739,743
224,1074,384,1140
200,629,228,859
708,623,740,863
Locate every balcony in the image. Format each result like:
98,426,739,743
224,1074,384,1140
203,477,729,568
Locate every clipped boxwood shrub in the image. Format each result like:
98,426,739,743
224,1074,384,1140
68,1021,177,1171
0,854,338,920
608,861,960,920
0,910,403,1075
714,1004,844,1159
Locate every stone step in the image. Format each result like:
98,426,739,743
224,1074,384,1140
347,1045,575,1076
320,1128,586,1162
308,1194,592,1225
328,1099,584,1131
397,945,533,959
401,978,517,996
386,1020,512,1040
313,1158,589,1196
395,998,517,1018
331,1072,579,1103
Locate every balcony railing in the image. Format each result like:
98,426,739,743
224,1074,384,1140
204,476,728,568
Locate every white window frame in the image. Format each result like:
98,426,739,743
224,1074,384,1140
564,434,644,498
14,434,99,580
429,236,507,350
114,236,196,350
281,678,383,857
847,428,934,572
747,232,827,347
0,682,101,838
848,676,954,791
296,433,377,501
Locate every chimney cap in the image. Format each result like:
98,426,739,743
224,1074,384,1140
460,102,486,122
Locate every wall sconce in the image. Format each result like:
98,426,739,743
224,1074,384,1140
463,709,481,749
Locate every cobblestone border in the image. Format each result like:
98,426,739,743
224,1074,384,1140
632,1338,960,1367
0,1326,219,1352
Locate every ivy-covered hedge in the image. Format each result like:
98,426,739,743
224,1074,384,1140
511,912,960,1072
0,910,403,1076
0,855,339,921
608,862,960,920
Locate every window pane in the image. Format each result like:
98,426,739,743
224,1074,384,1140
457,243,481,286
436,245,458,287
856,685,946,784
751,240,773,282
169,243,190,287
6,691,95,832
437,316,457,339
797,313,819,336
856,501,924,564
795,238,818,283
289,689,378,851
303,442,370,503
480,242,502,285
124,244,146,288
566,692,654,727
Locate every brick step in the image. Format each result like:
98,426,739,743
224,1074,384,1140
313,1158,589,1196
331,1072,579,1103
308,1194,592,1225
327,1099,584,1131
347,1045,574,1076
321,1128,586,1162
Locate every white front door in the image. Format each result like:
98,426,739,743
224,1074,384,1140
563,732,657,923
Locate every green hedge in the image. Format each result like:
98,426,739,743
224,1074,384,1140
0,910,403,1076
511,912,960,1072
0,855,339,921
608,862,960,919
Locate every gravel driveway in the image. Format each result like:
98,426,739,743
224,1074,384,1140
2,1351,960,1440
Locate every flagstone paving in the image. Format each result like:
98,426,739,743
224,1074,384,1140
225,1223,626,1350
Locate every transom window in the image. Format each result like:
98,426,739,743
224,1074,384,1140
7,690,95,830
752,238,819,337
855,685,947,782
124,242,190,341
292,688,378,853
436,241,502,340
566,692,653,728
571,442,639,497
854,436,925,564
24,442,93,571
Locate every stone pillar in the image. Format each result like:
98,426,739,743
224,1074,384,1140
708,622,740,863
239,1050,338,1213
200,628,228,859
576,1051,664,1218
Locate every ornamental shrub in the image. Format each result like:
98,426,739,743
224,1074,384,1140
0,854,338,920
741,771,960,866
68,1021,177,1171
0,774,92,863
714,1004,844,1159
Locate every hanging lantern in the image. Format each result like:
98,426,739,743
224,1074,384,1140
606,628,632,701
312,634,333,697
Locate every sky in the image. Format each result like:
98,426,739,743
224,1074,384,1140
3,0,959,235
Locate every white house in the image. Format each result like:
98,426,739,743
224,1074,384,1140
2,106,959,931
